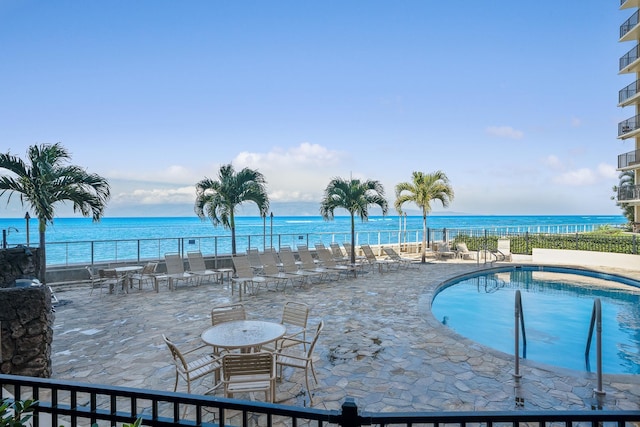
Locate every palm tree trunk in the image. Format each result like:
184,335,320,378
38,219,47,283
421,213,427,264
230,212,237,255
350,213,356,265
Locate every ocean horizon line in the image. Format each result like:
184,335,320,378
0,213,626,220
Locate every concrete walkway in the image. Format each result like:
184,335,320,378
49,259,640,412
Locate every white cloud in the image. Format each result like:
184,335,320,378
106,165,199,185
552,163,617,186
99,143,352,207
570,117,582,127
233,143,349,202
542,155,564,171
111,184,196,205
485,126,524,140
597,163,618,179
235,142,345,169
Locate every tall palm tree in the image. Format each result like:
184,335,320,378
194,164,269,255
320,177,388,265
395,171,454,263
0,143,111,283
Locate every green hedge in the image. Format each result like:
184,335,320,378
452,233,638,255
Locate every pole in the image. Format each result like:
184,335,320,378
262,214,266,250
270,212,273,249
514,290,522,379
403,213,407,251
25,212,31,247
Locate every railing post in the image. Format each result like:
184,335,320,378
514,290,526,379
586,299,605,396
340,397,362,427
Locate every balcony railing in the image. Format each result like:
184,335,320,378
1,374,639,427
619,79,639,104
618,148,640,168
619,44,640,71
619,184,640,202
618,114,639,135
620,9,639,38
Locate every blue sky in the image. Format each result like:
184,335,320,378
0,1,631,217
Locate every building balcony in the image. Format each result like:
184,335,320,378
620,10,640,42
618,148,640,169
618,114,640,138
618,184,640,204
621,0,640,10
619,79,640,106
619,44,640,73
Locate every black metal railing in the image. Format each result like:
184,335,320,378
453,232,638,256
619,79,639,104
619,184,640,202
619,43,640,71
618,114,639,135
620,9,639,38
618,148,640,168
1,374,639,427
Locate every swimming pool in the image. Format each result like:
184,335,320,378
431,266,640,375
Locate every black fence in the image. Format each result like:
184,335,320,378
1,374,639,427
452,231,638,256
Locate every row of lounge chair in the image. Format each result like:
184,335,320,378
230,243,420,297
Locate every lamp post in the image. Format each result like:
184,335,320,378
270,212,274,249
262,213,266,249
403,212,407,251
25,212,31,247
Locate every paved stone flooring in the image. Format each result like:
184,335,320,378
49,259,640,413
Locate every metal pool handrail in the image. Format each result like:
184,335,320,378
585,298,605,396
514,290,527,379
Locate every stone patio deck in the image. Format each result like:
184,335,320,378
49,259,640,412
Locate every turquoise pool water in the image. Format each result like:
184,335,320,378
431,266,640,374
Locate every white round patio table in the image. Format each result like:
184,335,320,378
201,320,286,352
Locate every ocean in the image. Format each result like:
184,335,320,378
0,215,627,266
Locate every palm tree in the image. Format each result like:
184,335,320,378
395,171,454,263
612,170,635,227
320,177,388,265
0,143,111,283
194,164,269,255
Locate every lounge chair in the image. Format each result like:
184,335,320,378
435,243,456,260
361,244,396,273
231,254,266,297
454,242,474,260
329,242,349,264
278,247,321,286
164,253,195,291
246,248,264,273
497,239,512,261
259,251,298,291
382,247,418,268
297,245,337,281
315,247,359,278
187,251,222,285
